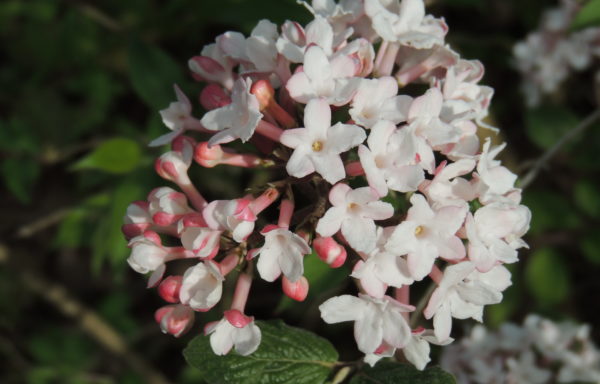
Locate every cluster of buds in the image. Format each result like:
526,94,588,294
514,0,600,106
441,315,600,383
123,0,531,369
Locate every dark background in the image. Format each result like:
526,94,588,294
1,0,599,382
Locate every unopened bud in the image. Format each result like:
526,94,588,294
158,275,183,303
313,237,347,268
282,276,309,301
194,142,261,168
155,304,195,337
200,84,231,110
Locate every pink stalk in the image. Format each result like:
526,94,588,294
429,265,443,285
219,253,239,276
176,173,208,211
185,118,212,133
249,187,280,215
252,79,296,129
278,199,294,229
345,161,365,177
195,142,261,168
165,247,197,261
256,120,283,142
395,285,410,321
374,40,389,73
231,273,252,312
376,42,400,77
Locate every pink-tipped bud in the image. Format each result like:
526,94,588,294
189,56,226,82
200,84,231,110
155,149,192,184
249,187,280,215
158,276,183,303
142,230,162,246
251,79,276,111
282,276,309,302
313,237,347,268
121,223,150,239
251,80,296,129
155,304,195,338
224,309,252,328
194,142,261,168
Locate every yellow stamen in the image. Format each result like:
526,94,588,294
414,225,424,236
312,141,323,152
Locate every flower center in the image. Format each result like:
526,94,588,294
347,202,359,212
414,225,424,236
312,140,324,152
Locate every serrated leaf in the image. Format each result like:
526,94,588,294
128,37,185,109
571,0,600,30
183,320,338,384
72,138,141,174
525,105,578,150
350,362,456,384
525,248,570,307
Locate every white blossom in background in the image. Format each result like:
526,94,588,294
513,0,600,106
123,0,532,370
441,315,600,384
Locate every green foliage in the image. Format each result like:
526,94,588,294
72,138,142,174
183,320,338,384
1,156,40,204
349,362,456,384
128,37,185,109
525,105,578,151
523,190,581,235
574,180,600,219
525,248,571,307
571,0,600,30
581,233,600,264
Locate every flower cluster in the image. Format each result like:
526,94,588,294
514,0,600,106
122,0,531,369
441,315,600,383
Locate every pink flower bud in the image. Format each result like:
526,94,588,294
189,56,226,81
194,142,262,168
155,304,194,337
251,79,296,129
313,236,347,268
224,309,253,328
200,84,231,110
158,276,183,303
282,276,309,302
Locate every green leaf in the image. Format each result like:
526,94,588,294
571,0,600,30
1,156,40,204
581,233,600,265
574,180,600,218
525,105,578,150
72,138,141,174
350,362,456,384
525,248,570,307
183,320,338,384
128,37,185,109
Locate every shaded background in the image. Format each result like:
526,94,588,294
1,0,599,382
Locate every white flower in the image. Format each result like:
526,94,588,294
474,138,518,203
364,0,447,49
351,227,413,298
316,183,393,253
424,262,511,341
286,45,361,106
386,193,467,280
179,261,224,311
206,310,262,356
218,20,279,73
200,78,263,146
349,77,412,128
403,328,452,370
127,235,168,274
280,98,366,184
466,202,531,272
256,227,311,282
276,16,334,63
358,120,424,197
419,158,476,209
319,294,413,354
203,199,256,243
151,85,194,147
